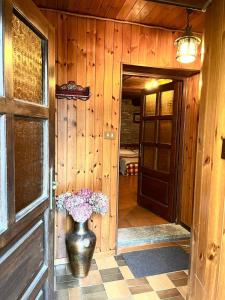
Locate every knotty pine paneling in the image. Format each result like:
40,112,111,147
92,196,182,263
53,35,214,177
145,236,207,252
180,74,200,228
189,0,225,299
42,10,201,258
34,0,205,32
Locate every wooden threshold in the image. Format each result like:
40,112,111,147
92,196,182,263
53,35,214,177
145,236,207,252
117,239,190,254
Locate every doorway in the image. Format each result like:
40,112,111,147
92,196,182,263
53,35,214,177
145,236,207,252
117,65,200,251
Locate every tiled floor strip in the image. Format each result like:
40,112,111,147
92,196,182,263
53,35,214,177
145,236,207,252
55,242,190,299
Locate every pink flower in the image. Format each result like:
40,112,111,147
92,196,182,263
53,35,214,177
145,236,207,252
64,196,75,211
56,189,109,223
76,188,93,200
69,203,93,223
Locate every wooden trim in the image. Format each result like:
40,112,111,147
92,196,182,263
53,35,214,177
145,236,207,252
13,0,50,37
54,250,116,266
170,81,184,222
0,101,49,118
146,0,210,11
0,201,48,250
180,221,191,232
39,8,203,35
123,64,201,78
174,80,186,223
47,21,55,300
3,0,13,99
118,239,190,254
6,114,15,227
22,266,48,300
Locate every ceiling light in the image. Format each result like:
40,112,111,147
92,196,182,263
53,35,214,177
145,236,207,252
145,79,159,90
175,9,201,64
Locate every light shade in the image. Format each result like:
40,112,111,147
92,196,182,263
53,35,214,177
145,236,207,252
175,35,201,64
145,79,159,90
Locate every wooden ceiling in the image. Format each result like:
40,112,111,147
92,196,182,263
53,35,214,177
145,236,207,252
123,75,171,91
122,75,172,96
33,0,206,32
148,0,210,10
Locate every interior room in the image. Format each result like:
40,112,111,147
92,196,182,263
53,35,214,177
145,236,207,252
1,0,225,300
117,65,199,252
118,75,172,228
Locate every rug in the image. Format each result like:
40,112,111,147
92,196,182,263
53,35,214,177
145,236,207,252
122,246,189,277
118,224,190,248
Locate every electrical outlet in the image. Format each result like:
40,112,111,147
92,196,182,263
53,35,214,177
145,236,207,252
104,131,115,140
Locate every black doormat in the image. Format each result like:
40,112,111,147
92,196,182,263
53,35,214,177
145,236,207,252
122,246,189,277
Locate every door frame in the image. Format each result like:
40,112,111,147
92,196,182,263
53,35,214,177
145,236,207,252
0,0,55,298
116,64,200,252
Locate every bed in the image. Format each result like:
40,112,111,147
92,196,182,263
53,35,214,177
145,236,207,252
119,147,139,176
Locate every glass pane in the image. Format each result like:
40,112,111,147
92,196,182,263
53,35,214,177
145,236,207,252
143,146,156,169
143,121,155,142
160,90,174,115
12,14,44,104
145,94,157,116
0,0,3,96
14,117,44,213
0,115,7,233
157,148,171,173
159,120,172,144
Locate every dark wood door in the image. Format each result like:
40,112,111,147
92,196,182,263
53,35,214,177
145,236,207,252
138,81,182,222
0,1,55,299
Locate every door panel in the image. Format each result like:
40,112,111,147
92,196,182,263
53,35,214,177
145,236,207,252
159,120,172,144
0,220,46,300
0,1,55,299
138,82,182,221
142,175,169,205
14,117,45,213
145,93,157,116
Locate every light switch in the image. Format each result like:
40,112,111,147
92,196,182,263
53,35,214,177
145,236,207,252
104,131,115,140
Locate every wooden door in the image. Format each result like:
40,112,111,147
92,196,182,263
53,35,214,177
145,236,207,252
0,1,55,299
138,81,182,222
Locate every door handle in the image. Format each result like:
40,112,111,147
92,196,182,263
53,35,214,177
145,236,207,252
52,181,58,191
49,167,58,210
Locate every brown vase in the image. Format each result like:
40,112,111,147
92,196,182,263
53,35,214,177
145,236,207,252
66,220,96,278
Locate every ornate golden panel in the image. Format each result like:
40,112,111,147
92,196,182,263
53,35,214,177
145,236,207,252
12,15,43,103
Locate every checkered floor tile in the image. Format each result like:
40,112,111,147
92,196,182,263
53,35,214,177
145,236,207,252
55,244,190,300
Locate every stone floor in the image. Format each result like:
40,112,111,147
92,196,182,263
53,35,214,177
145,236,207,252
55,243,190,300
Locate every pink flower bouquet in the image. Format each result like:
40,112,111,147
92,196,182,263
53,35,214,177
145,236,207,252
56,189,109,223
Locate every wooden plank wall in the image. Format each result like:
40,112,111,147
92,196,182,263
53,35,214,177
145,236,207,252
189,0,225,299
42,10,201,259
180,74,200,228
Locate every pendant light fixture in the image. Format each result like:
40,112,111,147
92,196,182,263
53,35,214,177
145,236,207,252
175,9,201,64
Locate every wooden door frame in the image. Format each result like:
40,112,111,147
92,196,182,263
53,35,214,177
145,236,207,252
116,64,200,252
0,0,55,297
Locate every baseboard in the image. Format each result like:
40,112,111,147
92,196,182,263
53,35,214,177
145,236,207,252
54,257,68,265
180,222,191,232
54,250,116,266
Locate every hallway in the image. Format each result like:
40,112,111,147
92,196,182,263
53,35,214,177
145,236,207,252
118,176,168,228
55,241,190,300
